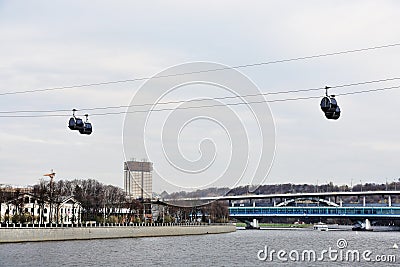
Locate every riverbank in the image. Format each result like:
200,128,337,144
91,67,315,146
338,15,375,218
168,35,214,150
0,224,236,243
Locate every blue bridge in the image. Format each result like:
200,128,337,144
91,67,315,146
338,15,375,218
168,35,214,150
160,190,400,230
225,191,400,229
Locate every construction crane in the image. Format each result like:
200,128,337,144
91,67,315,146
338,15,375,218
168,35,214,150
43,169,56,185
43,169,56,224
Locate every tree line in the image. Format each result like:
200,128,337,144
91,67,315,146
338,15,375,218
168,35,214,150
161,181,400,206
0,179,143,224
34,178,144,223
0,178,229,224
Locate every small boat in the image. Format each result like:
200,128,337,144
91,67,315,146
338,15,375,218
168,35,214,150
313,222,328,231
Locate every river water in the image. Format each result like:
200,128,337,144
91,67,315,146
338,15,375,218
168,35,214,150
0,228,398,266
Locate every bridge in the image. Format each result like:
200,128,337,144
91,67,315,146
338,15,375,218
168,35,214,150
229,206,400,219
157,190,400,230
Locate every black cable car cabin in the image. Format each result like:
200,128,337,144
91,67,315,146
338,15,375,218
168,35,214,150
79,122,92,135
325,106,340,120
320,96,340,120
68,110,93,135
68,117,84,131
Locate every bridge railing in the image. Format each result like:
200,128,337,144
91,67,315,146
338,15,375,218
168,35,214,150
0,222,232,229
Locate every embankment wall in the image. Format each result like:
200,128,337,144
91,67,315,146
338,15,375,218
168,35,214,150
0,224,236,243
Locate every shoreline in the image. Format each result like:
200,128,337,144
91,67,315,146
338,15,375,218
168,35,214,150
0,224,236,243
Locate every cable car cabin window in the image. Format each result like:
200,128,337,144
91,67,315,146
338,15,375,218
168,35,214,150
75,118,84,127
331,106,341,120
330,98,337,107
68,118,76,129
320,97,331,111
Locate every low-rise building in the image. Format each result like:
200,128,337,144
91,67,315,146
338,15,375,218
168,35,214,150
57,196,81,224
0,193,81,224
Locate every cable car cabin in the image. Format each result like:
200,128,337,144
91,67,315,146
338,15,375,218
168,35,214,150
68,117,84,130
324,105,341,120
68,117,75,130
325,106,340,120
79,122,92,135
68,110,93,135
320,96,340,120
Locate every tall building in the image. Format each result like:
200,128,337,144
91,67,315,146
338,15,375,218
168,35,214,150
124,160,153,199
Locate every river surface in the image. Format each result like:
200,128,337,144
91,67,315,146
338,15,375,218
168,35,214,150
0,228,399,266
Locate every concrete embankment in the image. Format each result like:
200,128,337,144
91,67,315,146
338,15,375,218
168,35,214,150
0,224,236,243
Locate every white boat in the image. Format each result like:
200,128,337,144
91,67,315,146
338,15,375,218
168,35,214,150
313,222,328,231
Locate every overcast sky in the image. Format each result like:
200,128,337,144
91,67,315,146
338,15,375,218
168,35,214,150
1,1,400,193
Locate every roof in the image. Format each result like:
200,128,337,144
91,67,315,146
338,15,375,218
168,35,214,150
124,161,153,172
59,195,81,205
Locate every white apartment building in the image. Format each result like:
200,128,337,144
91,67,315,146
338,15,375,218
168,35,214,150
0,193,81,224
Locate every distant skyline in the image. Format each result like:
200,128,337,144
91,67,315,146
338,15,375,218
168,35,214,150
1,1,400,193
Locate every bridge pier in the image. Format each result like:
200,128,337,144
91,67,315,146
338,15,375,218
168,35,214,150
252,219,259,229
